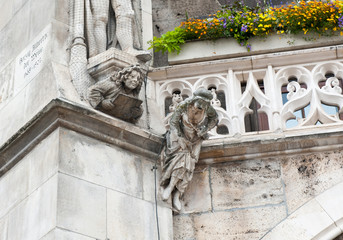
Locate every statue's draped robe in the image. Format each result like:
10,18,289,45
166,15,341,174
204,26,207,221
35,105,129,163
160,101,218,195
84,0,141,58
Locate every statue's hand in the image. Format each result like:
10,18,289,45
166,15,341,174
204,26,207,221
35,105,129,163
102,99,115,110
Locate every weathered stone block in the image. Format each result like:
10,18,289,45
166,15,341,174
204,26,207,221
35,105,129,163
262,199,337,240
0,1,30,67
191,205,286,240
7,174,58,240
107,189,157,240
316,181,343,231
24,63,58,121
141,159,159,202
0,157,30,218
281,151,343,213
174,205,287,239
0,0,12,31
40,228,95,240
173,214,196,240
0,61,14,109
59,129,144,198
182,165,212,213
57,173,106,239
13,0,29,14
55,0,69,25
211,159,284,210
29,0,55,39
0,216,8,240
51,21,70,66
28,129,59,193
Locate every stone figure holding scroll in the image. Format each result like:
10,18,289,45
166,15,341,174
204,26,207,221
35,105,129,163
160,89,218,211
85,0,151,61
88,65,145,122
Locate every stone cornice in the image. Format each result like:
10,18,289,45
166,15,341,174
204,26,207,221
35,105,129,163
200,125,343,164
1,98,343,176
0,98,163,177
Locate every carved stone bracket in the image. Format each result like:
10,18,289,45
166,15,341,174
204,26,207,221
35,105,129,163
87,47,149,83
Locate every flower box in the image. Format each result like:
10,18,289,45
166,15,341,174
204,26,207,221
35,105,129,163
168,33,343,65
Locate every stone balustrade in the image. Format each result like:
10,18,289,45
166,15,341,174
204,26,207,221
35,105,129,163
149,45,343,138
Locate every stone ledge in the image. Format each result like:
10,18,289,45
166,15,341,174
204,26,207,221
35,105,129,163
0,98,162,177
168,34,343,65
148,44,342,80
200,124,343,164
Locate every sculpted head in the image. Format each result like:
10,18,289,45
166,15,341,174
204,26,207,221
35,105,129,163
112,65,145,95
189,88,213,111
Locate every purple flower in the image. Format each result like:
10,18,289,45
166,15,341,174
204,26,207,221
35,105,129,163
338,15,343,28
247,44,251,50
222,18,227,28
241,24,248,32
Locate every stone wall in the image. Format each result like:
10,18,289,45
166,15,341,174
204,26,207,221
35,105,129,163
0,124,172,239
0,0,74,146
174,148,343,239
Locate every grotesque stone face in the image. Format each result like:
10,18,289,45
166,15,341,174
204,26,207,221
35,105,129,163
124,70,140,90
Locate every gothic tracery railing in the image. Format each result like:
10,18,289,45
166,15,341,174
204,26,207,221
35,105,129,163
156,60,343,137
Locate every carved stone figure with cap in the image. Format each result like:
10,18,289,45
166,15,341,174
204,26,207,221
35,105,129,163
160,89,218,212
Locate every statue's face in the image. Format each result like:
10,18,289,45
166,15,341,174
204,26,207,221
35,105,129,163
125,70,140,90
194,99,208,111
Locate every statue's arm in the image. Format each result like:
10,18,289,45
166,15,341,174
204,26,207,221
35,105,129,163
88,80,112,108
207,106,219,130
169,103,185,137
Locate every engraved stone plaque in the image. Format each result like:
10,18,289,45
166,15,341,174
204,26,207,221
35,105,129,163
14,25,51,94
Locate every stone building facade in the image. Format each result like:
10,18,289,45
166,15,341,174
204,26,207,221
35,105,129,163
0,0,343,239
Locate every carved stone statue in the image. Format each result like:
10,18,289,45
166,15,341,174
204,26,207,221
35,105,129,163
85,0,151,61
88,65,145,122
210,88,221,107
160,89,218,212
169,93,183,112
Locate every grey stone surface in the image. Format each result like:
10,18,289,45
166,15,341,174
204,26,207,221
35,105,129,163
57,173,106,239
51,21,70,67
40,228,96,240
281,150,343,213
0,129,59,218
0,156,30,218
53,62,81,103
28,129,59,193
0,0,12,31
29,0,55,40
0,216,8,240
23,63,58,124
0,0,30,71
7,174,58,240
173,214,196,240
13,0,29,14
107,189,157,240
59,129,144,198
211,159,284,210
141,159,159,203
0,61,14,108
182,165,212,213
55,0,69,25
179,205,286,240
